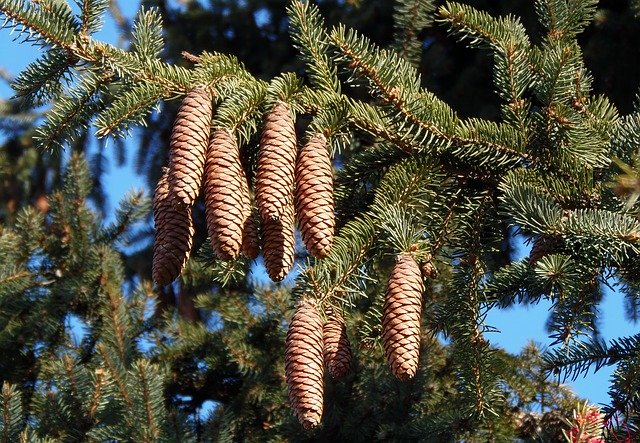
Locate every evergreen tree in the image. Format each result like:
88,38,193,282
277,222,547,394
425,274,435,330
2,0,640,441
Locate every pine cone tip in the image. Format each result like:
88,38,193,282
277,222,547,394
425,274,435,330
300,412,321,430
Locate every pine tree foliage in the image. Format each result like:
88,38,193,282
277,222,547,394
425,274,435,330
3,0,640,438
0,383,23,443
0,154,197,441
392,0,436,68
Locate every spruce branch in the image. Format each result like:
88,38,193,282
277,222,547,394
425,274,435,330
211,79,267,147
97,343,133,408
80,0,109,36
11,48,74,106
98,190,150,244
445,192,504,420
543,337,634,382
344,98,423,153
301,212,377,305
438,2,533,127
130,7,163,60
534,40,585,106
0,0,78,47
0,383,23,443
288,0,340,94
535,0,598,41
331,25,530,169
35,71,106,149
438,2,530,54
94,82,163,138
392,0,436,68
334,141,409,215
130,360,165,442
330,25,450,148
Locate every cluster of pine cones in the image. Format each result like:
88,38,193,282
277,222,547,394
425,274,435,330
151,87,430,430
285,300,352,429
285,253,427,428
151,87,335,285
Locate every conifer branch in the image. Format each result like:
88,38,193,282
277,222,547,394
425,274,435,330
80,0,109,37
344,99,422,153
288,0,340,93
439,2,533,128
392,0,435,67
331,26,530,168
331,26,451,148
0,0,77,47
543,338,626,382
212,79,267,146
0,383,22,443
134,361,160,442
97,343,133,408
11,49,74,106
36,71,106,149
94,83,163,138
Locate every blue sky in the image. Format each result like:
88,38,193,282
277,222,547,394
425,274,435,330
0,1,635,408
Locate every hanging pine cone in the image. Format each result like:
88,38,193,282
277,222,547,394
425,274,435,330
529,236,556,265
285,299,324,429
420,255,438,279
255,101,296,221
382,253,424,381
295,133,334,258
167,86,213,210
242,210,260,259
323,308,352,380
203,128,252,260
262,203,295,282
152,172,195,285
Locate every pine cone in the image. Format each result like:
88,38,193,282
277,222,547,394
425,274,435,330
382,254,424,381
262,203,295,282
295,133,334,258
420,256,438,279
203,128,252,260
529,236,555,265
242,210,260,259
167,86,213,210
152,173,195,285
323,308,352,380
285,299,324,429
256,101,296,221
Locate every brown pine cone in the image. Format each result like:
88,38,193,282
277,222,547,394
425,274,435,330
262,203,295,282
323,308,352,380
255,101,296,221
242,210,260,259
152,172,195,285
420,256,438,279
167,86,213,210
203,128,252,260
285,299,324,429
295,133,334,258
529,236,556,266
382,254,424,381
